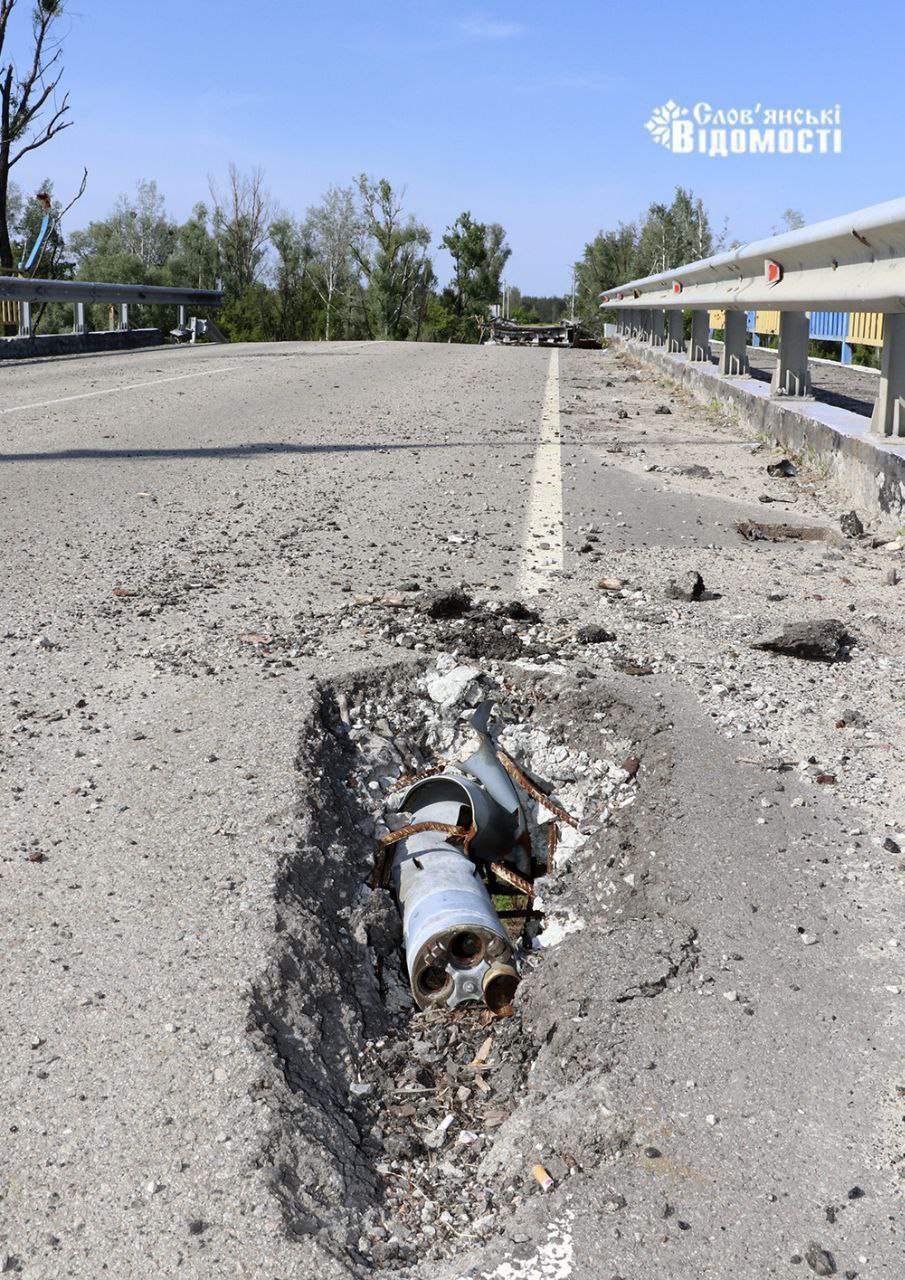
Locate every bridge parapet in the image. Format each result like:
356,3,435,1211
601,196,905,437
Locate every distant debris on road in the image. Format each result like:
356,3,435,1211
481,318,601,348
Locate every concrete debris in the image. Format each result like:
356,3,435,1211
752,619,853,662
653,403,672,415
736,519,843,546
426,663,485,707
804,1242,837,1275
575,623,616,644
665,570,705,602
766,458,799,477
839,510,865,538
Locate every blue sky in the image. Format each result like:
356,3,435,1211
8,0,903,293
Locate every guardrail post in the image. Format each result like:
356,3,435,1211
869,312,905,438
73,301,87,335
718,310,749,376
667,310,684,353
18,300,33,339
178,304,187,328
650,309,665,347
115,303,129,331
770,311,811,396
688,310,710,362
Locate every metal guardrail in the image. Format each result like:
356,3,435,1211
0,275,223,342
600,196,905,437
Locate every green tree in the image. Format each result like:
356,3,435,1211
69,180,175,283
774,207,805,234
440,211,511,338
573,223,637,328
209,163,271,294
632,187,715,277
269,214,319,340
354,175,431,340
304,184,358,341
165,202,219,290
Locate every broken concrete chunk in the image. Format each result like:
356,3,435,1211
839,510,865,538
736,519,842,546
804,1242,836,1276
752,619,853,662
766,458,798,477
665,571,705,602
575,623,616,644
425,664,485,707
654,404,672,415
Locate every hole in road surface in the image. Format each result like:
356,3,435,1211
249,657,640,1273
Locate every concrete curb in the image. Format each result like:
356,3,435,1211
612,336,905,522
0,328,164,360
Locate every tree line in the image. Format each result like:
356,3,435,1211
4,2,803,346
573,193,808,329
3,165,524,342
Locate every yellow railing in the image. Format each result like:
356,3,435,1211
847,311,884,347
753,309,781,336
0,268,21,327
747,309,884,348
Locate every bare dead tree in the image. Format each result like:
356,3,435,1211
209,163,271,293
0,0,72,271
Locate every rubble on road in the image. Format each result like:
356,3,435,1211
840,510,865,538
251,657,645,1270
665,570,706,602
766,458,799,478
752,619,855,663
736,518,844,546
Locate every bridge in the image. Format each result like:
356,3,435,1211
1,227,903,1279
601,194,905,439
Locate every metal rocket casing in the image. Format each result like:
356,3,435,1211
391,787,519,1012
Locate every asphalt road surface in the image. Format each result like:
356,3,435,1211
1,340,901,1280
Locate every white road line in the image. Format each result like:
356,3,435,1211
0,364,239,416
518,349,564,596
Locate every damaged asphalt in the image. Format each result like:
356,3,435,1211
0,340,902,1279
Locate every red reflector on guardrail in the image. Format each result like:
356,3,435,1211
765,259,783,285
672,281,683,294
